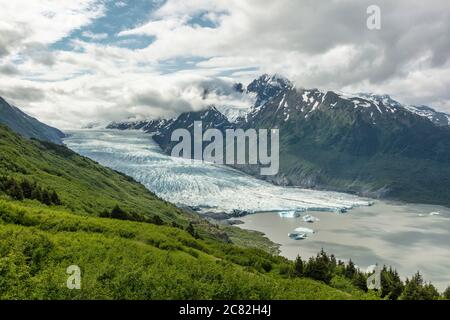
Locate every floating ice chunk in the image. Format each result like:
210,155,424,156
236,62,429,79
303,215,320,223
288,232,307,240
278,211,301,218
419,212,441,217
294,227,315,234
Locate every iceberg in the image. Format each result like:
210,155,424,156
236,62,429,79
288,232,307,240
303,214,320,223
278,211,302,218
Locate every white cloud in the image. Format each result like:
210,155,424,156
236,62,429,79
82,31,108,40
115,1,127,8
1,0,450,129
0,1,105,56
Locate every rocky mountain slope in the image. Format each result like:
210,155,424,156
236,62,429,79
0,96,65,144
108,75,450,206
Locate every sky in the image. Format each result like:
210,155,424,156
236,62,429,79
0,0,449,129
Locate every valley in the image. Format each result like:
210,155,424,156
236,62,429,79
64,128,450,292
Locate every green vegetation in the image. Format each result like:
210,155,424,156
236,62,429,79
0,124,185,224
400,272,440,300
293,252,448,300
0,175,61,205
443,286,450,300
0,124,372,299
0,124,446,300
219,225,280,255
0,199,371,300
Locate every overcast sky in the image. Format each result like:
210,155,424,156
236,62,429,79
0,0,449,129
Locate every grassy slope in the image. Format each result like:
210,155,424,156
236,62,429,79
0,124,184,222
0,200,375,299
0,125,374,299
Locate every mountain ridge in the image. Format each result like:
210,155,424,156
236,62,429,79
0,96,65,144
108,75,450,206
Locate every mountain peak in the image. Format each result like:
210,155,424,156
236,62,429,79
247,74,293,107
253,73,293,88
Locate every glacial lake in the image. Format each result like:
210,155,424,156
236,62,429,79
64,129,450,291
237,201,450,290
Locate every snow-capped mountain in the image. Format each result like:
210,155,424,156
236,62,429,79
405,105,450,126
246,74,293,108
108,74,448,131
107,75,450,206
355,93,450,127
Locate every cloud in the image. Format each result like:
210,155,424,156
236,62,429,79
0,63,19,75
0,0,105,58
1,0,450,128
115,1,128,8
138,0,450,80
81,31,109,40
0,86,46,103
116,0,450,111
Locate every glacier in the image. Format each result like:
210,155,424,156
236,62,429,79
64,129,372,214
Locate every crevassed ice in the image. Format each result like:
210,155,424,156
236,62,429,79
64,130,372,214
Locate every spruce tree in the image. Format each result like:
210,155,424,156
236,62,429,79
7,180,24,200
50,190,61,205
31,186,43,202
41,189,52,205
391,269,404,300
352,271,368,292
294,255,304,277
186,222,200,239
400,272,439,300
111,205,128,220
20,179,33,198
150,215,164,225
443,286,450,300
304,250,333,284
344,259,356,279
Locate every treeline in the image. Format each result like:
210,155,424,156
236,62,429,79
0,175,61,206
293,250,450,300
100,204,164,225
100,205,203,238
